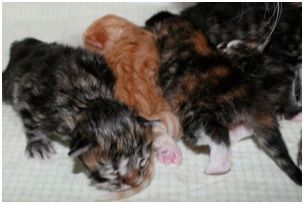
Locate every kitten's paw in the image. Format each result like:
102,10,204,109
154,137,182,165
26,138,56,159
204,158,231,175
156,143,183,165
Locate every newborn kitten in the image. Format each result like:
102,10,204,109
181,2,301,64
217,39,302,144
145,12,302,185
181,2,302,110
218,39,302,121
2,38,154,192
83,15,182,165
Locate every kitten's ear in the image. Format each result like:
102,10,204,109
84,31,103,49
136,115,161,126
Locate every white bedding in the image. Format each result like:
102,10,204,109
2,2,302,201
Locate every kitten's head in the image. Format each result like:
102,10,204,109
145,11,199,45
145,11,189,34
83,15,146,54
145,11,177,32
69,99,154,191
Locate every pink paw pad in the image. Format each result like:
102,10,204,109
156,142,182,165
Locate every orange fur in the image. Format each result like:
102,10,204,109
84,15,182,139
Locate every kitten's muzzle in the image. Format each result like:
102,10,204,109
121,171,141,187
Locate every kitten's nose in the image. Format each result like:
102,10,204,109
121,171,141,187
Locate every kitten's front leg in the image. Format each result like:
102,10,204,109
25,130,55,159
19,109,55,159
152,122,182,165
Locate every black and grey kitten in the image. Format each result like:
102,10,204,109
145,11,302,185
2,38,154,191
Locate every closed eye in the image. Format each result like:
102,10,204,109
90,171,108,183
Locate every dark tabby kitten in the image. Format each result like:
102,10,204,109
2,38,154,191
181,2,302,109
145,12,302,185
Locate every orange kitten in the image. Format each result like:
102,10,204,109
84,15,182,165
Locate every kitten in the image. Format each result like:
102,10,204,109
145,12,302,185
181,2,302,110
216,39,302,144
83,15,182,165
217,39,302,121
181,2,301,63
2,38,154,192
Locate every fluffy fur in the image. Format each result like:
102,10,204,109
83,15,182,165
2,38,154,192
145,12,302,185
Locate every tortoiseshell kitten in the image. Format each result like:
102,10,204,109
83,15,182,165
181,2,302,107
181,2,301,65
2,38,154,192
145,12,302,185
217,39,302,121
214,39,302,144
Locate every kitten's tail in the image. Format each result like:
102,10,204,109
247,108,302,185
96,160,154,201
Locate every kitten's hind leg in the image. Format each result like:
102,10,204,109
19,109,55,159
229,123,253,145
188,119,232,175
205,140,232,175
